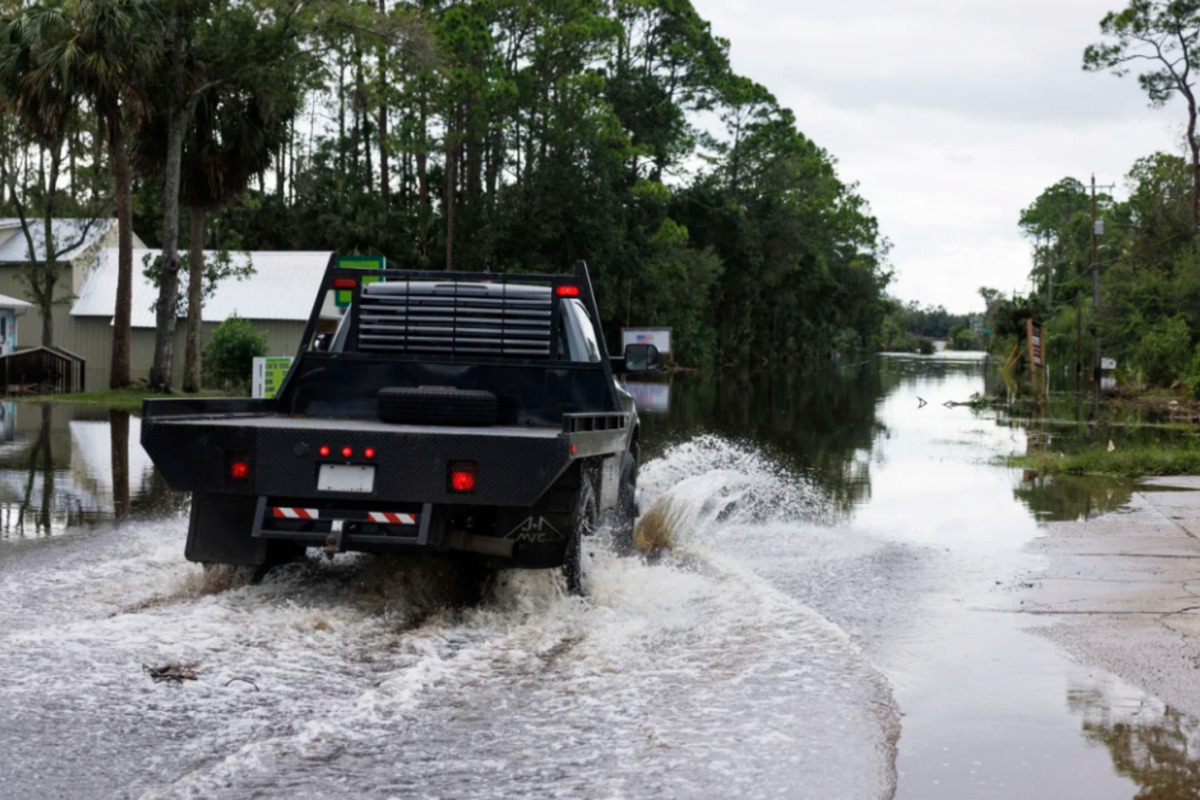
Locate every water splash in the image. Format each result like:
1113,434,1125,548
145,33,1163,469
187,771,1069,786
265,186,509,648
635,434,834,551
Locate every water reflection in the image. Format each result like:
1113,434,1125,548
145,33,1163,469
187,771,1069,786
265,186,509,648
0,403,171,538
1069,681,1200,799
1013,474,1135,522
640,361,896,514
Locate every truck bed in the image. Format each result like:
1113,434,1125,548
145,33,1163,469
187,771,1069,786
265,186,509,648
150,413,562,438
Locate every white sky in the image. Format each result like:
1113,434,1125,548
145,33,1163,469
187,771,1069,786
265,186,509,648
695,0,1181,313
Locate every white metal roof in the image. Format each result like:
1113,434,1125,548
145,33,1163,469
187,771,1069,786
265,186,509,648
70,248,333,327
0,218,118,263
0,292,32,309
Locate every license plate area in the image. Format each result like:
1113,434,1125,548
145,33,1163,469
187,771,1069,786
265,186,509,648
317,464,375,493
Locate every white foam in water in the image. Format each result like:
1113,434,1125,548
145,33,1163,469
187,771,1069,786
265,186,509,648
0,436,900,799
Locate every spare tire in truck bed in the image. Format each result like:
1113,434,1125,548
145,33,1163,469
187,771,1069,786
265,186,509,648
377,387,498,426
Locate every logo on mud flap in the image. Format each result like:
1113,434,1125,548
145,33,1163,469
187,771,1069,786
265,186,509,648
505,516,563,543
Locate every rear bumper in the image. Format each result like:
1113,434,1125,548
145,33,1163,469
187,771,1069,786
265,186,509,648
141,412,628,508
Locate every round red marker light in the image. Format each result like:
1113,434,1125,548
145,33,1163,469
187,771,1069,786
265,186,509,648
342,446,353,459
364,447,376,459
230,461,250,481
318,445,331,458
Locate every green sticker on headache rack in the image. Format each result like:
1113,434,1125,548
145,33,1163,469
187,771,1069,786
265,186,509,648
335,255,386,307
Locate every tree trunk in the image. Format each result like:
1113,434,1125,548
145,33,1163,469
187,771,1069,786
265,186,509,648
39,144,62,347
378,0,390,202
148,104,188,391
445,114,458,271
110,409,130,520
275,143,285,198
1192,120,1200,231
417,89,429,208
109,117,133,389
182,206,206,393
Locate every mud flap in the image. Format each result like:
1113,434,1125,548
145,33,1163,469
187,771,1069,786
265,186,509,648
185,494,267,566
496,486,577,568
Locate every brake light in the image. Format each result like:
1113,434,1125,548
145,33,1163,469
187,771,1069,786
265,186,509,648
342,446,353,459
364,447,376,459
555,285,581,297
230,460,250,481
318,445,331,458
449,462,477,493
332,277,357,289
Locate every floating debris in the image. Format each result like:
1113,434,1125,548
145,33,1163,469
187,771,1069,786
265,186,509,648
143,661,198,684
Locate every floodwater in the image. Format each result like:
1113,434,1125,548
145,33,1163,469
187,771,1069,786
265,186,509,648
1,356,1199,798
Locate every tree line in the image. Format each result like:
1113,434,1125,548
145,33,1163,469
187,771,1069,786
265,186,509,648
1002,0,1200,391
0,0,892,389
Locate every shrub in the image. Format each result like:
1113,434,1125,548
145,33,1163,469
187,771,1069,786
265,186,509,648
1134,314,1191,387
202,315,267,392
917,337,935,355
948,326,979,351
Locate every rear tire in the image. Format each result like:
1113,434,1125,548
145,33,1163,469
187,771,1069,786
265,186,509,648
563,475,597,596
610,451,638,555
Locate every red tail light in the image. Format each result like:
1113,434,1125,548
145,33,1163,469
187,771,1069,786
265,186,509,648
554,285,580,297
342,446,353,459
449,462,477,493
230,460,250,481
332,277,357,289
364,447,376,459
318,445,331,458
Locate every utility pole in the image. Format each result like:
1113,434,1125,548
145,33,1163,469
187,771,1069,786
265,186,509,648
1090,173,1115,402
1075,291,1082,394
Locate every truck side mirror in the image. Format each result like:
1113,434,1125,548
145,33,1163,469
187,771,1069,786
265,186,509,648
623,343,662,373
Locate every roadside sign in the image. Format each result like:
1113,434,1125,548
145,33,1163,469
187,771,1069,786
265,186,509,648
336,254,385,308
621,327,672,355
1026,318,1047,398
1100,357,1117,371
252,356,293,399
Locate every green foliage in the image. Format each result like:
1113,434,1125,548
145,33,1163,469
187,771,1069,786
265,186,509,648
6,0,894,369
142,250,255,315
1134,314,1191,387
1010,440,1200,478
201,315,266,392
948,325,979,351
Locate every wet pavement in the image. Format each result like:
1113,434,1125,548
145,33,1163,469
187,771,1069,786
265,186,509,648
3,356,1200,798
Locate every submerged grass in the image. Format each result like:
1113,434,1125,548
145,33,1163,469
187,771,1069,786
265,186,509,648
13,387,225,413
1009,442,1200,478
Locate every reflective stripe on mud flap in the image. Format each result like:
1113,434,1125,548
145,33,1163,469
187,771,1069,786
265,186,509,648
367,512,418,525
272,507,320,520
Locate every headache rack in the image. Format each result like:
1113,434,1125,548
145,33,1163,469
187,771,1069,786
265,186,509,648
357,281,553,358
306,258,601,365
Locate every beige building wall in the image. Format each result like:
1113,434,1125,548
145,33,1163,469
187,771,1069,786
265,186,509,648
0,264,307,390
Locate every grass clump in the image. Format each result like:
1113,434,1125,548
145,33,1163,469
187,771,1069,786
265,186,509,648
1009,442,1200,478
15,387,225,413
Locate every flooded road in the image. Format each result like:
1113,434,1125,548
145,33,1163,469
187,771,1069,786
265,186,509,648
3,356,1200,798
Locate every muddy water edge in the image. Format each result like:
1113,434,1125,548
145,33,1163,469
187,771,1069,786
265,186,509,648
0,355,1197,798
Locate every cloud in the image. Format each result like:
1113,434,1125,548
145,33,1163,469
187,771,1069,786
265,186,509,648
695,0,1183,310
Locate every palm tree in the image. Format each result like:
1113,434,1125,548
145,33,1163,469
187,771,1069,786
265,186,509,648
51,0,161,388
179,71,301,391
135,4,303,392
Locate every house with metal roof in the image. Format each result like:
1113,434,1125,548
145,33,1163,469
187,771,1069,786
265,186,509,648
0,221,331,388
66,248,332,387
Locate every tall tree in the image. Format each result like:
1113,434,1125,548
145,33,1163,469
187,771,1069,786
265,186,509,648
1085,0,1200,229
0,5,107,345
51,0,162,388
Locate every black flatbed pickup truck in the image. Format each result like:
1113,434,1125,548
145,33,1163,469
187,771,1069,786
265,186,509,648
140,258,661,593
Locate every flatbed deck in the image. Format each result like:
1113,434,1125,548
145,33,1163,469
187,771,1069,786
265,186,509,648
150,414,562,438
